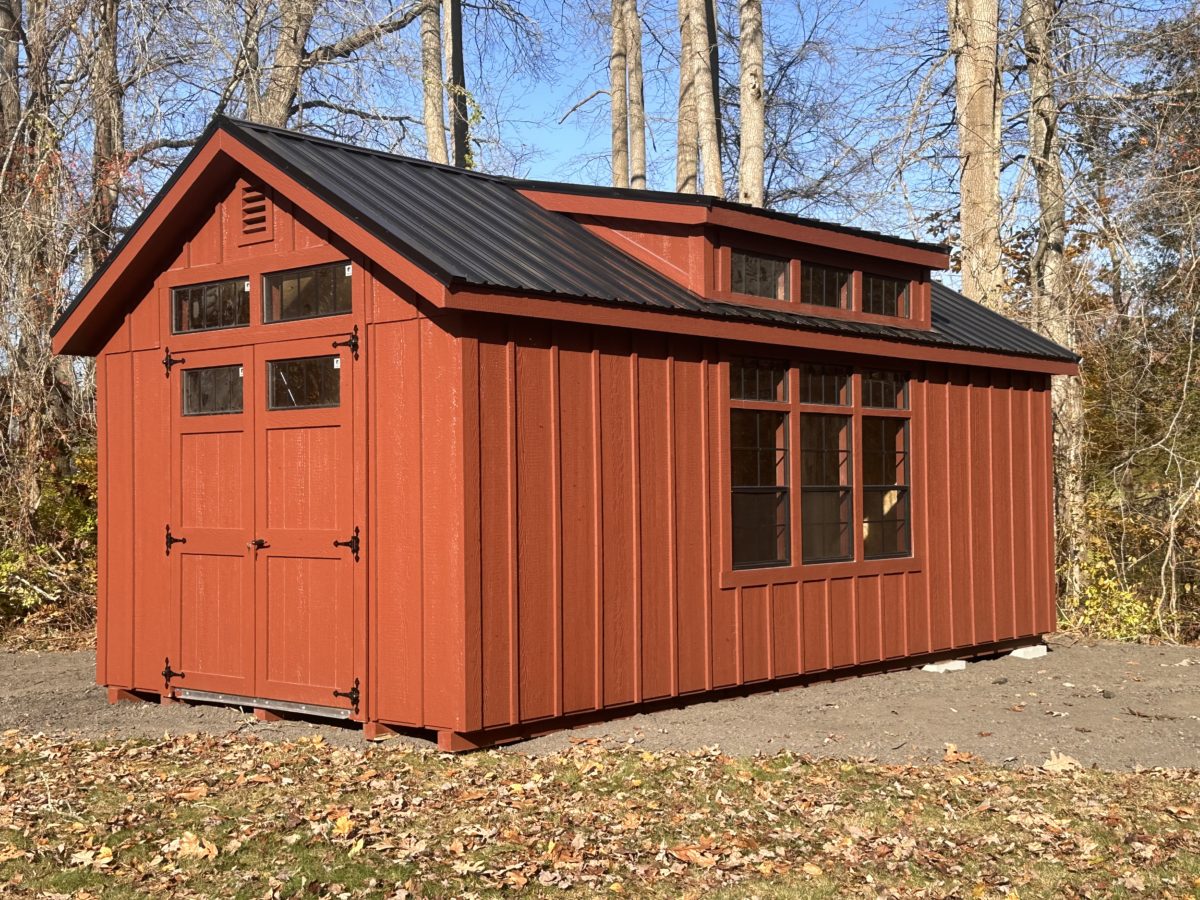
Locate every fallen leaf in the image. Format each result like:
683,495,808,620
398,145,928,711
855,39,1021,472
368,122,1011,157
1042,751,1081,773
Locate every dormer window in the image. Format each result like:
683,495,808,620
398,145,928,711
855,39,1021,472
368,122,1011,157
800,263,851,309
862,273,909,317
731,250,789,300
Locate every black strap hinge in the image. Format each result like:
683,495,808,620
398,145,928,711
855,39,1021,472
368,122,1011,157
332,325,360,359
162,657,185,690
163,348,186,376
332,677,360,714
165,525,186,555
333,526,361,562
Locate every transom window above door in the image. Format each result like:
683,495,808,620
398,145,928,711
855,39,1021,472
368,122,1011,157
172,278,250,333
264,262,352,323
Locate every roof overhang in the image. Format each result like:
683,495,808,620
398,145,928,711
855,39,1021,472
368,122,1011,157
52,122,448,356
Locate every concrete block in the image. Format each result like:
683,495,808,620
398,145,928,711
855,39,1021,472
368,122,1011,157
922,660,967,673
1009,644,1048,660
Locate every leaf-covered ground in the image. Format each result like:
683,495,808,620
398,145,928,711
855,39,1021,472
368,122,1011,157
0,732,1197,898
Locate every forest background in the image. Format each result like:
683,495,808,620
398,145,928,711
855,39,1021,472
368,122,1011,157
1,0,1197,643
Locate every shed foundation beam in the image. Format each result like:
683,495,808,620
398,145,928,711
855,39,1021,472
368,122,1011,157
437,730,489,753
253,707,283,722
106,688,143,705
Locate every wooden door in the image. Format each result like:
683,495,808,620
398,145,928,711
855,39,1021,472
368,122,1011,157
168,346,256,696
252,336,358,708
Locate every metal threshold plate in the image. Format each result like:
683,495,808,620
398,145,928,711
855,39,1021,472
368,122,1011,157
174,688,352,720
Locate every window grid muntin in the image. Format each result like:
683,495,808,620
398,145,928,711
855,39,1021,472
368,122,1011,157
862,273,910,317
862,416,911,559
800,263,851,309
730,408,790,568
862,370,909,409
800,412,854,563
172,278,250,334
730,357,789,402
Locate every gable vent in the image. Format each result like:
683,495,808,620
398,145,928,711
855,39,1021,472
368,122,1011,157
237,180,273,246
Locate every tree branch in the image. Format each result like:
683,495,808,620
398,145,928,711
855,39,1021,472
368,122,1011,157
302,4,423,68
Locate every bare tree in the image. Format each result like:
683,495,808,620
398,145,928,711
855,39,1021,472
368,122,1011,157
610,0,629,186
420,0,448,163
737,0,763,206
625,0,646,189
446,0,470,166
676,0,699,192
688,0,723,195
947,0,1004,307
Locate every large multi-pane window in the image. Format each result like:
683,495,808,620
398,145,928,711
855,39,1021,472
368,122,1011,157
731,250,789,300
728,359,913,569
729,359,790,568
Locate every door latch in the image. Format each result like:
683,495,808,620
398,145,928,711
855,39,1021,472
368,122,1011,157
247,538,269,551
165,525,187,555
333,526,361,561
163,348,186,376
331,325,360,360
162,657,185,691
332,677,360,714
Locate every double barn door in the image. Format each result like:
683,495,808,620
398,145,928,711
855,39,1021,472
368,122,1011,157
166,335,362,713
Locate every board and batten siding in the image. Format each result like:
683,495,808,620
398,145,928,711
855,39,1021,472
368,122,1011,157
462,317,1055,732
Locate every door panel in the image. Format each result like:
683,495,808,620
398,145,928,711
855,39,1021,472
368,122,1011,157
169,347,256,696
254,337,357,707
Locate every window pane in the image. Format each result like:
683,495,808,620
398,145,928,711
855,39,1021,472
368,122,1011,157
268,356,341,409
182,365,243,416
732,490,789,567
731,250,788,300
173,278,250,334
799,364,850,406
862,274,909,317
730,358,788,402
802,488,852,562
800,263,850,308
863,370,909,409
264,262,352,323
863,417,910,558
801,413,852,563
731,409,789,567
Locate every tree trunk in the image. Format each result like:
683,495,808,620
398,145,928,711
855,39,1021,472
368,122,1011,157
625,0,646,189
87,0,123,272
676,0,698,193
420,0,448,164
1021,0,1085,605
446,0,470,167
254,0,317,126
948,0,1003,308
737,0,763,206
0,0,19,156
688,0,723,196
610,0,629,187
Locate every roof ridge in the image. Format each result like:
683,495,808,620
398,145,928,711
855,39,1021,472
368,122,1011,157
216,115,509,186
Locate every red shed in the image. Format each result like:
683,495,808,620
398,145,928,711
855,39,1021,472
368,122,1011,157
53,118,1078,750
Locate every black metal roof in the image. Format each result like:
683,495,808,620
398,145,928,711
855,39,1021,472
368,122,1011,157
54,117,1078,364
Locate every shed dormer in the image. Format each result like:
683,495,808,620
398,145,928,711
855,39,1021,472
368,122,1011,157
518,185,949,332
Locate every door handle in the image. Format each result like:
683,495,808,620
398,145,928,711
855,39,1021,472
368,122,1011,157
247,538,269,551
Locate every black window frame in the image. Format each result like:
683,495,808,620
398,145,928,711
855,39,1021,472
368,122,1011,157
181,364,245,416
861,415,911,559
171,277,251,334
262,261,353,325
799,262,852,310
266,355,342,411
861,273,910,318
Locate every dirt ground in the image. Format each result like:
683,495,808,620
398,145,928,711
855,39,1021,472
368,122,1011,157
1,637,1196,770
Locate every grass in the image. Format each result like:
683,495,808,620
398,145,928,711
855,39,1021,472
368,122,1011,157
0,731,1197,898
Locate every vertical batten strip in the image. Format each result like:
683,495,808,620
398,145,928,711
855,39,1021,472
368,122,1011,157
591,343,604,710
505,335,519,724
551,341,564,718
